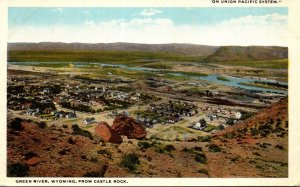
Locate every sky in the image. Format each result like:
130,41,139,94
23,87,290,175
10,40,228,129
8,7,288,46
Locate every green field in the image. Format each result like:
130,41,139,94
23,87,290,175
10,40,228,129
8,50,203,65
142,63,172,69
212,59,288,69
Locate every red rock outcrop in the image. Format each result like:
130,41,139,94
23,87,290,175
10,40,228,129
95,122,122,144
112,115,147,140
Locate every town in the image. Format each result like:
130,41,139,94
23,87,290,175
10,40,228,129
7,64,286,139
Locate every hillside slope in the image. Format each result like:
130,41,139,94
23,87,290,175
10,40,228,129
205,46,288,61
206,98,288,177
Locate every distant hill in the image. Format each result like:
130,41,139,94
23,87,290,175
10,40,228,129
8,42,288,61
205,46,288,61
8,42,218,57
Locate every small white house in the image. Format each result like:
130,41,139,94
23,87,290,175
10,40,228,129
83,117,96,125
235,111,242,119
66,112,76,119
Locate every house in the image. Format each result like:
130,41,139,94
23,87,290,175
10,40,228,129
41,99,52,104
131,96,138,101
21,102,32,109
189,109,197,116
235,111,242,119
26,108,40,116
189,118,207,130
66,112,76,119
206,114,218,121
53,97,61,104
168,115,180,124
43,88,52,94
121,111,130,116
54,111,65,118
43,108,53,114
26,108,39,116
26,109,35,115
144,122,153,128
83,117,96,125
226,118,237,125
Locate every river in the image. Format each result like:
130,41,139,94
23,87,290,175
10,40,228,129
8,61,288,95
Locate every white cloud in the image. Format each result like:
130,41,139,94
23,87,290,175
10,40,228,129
221,13,287,26
8,14,288,46
96,18,173,28
52,8,63,13
140,8,163,16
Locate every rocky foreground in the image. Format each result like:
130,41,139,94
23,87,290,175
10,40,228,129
7,99,288,177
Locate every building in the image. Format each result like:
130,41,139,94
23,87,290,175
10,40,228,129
83,117,96,125
66,112,76,119
235,111,242,119
189,118,207,130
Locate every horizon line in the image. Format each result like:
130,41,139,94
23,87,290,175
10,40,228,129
7,42,288,48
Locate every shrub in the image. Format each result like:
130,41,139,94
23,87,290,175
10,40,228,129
72,124,80,131
89,157,98,163
83,171,100,177
38,121,47,129
164,144,176,152
150,135,159,140
257,143,271,149
193,146,203,152
120,153,140,172
137,141,152,149
68,137,75,144
7,163,29,177
24,151,38,160
198,169,209,175
58,149,68,155
175,138,181,141
240,111,253,120
182,146,203,154
226,118,235,125
275,144,284,150
208,144,221,152
216,124,225,131
182,147,193,153
250,129,259,136
10,118,23,131
195,153,207,164
63,124,68,128
199,136,211,142
285,121,288,128
223,133,234,139
72,124,93,140
154,146,165,154
231,156,240,162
